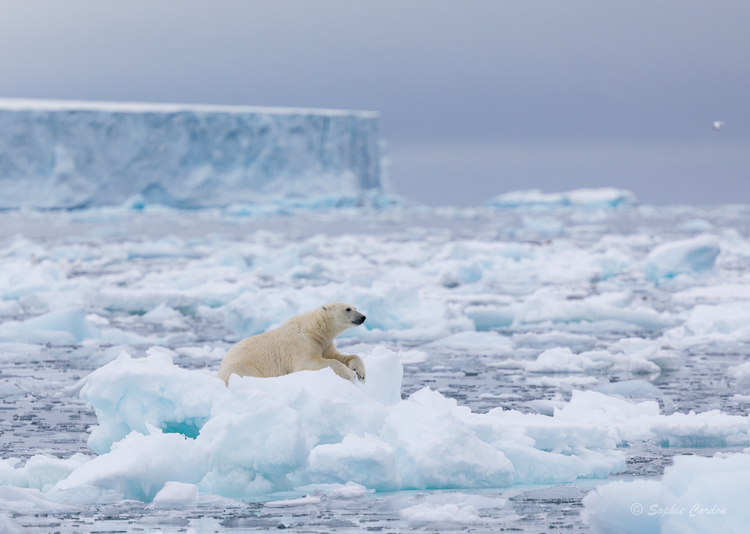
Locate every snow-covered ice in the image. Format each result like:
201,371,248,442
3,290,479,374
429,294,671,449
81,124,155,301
1,189,750,532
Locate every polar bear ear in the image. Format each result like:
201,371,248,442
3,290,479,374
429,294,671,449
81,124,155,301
321,305,328,311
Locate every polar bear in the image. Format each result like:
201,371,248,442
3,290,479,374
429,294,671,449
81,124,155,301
217,302,366,385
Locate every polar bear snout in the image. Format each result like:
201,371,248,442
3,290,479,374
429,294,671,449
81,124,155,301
352,312,366,325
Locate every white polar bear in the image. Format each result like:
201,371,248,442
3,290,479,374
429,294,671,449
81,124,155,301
217,302,366,385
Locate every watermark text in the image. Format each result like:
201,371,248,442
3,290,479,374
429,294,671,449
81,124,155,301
630,502,727,517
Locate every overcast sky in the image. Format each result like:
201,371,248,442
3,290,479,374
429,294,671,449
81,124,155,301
1,1,748,206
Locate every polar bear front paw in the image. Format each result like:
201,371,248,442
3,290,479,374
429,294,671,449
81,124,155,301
348,355,366,382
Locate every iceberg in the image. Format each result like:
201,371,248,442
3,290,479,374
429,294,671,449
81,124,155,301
487,188,637,209
0,99,383,209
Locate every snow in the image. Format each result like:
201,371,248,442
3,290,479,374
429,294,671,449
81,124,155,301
0,98,383,209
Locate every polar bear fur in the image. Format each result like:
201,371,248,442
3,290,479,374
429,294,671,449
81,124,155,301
217,302,366,385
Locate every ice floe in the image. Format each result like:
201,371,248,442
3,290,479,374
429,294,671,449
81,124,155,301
583,452,750,534
2,343,747,503
644,235,720,281
487,188,637,209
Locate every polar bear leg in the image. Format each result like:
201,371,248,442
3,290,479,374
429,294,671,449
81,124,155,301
218,360,266,385
323,346,366,382
344,355,366,381
352,357,366,381
299,356,356,381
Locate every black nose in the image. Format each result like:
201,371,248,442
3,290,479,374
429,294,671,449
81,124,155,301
353,315,366,325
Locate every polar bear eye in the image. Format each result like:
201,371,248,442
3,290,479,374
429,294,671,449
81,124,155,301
346,308,351,312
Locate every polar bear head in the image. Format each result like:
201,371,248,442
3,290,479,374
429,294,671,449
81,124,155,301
321,302,366,332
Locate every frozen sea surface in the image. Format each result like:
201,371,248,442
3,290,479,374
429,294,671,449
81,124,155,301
1,199,750,533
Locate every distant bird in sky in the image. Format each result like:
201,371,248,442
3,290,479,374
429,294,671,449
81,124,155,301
711,121,725,130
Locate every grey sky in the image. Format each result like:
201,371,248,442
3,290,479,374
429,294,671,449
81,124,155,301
1,1,748,206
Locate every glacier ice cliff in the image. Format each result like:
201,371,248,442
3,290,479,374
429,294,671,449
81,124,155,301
0,99,383,209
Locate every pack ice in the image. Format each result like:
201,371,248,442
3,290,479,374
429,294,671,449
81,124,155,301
0,99,382,209
7,342,750,504
2,187,750,525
